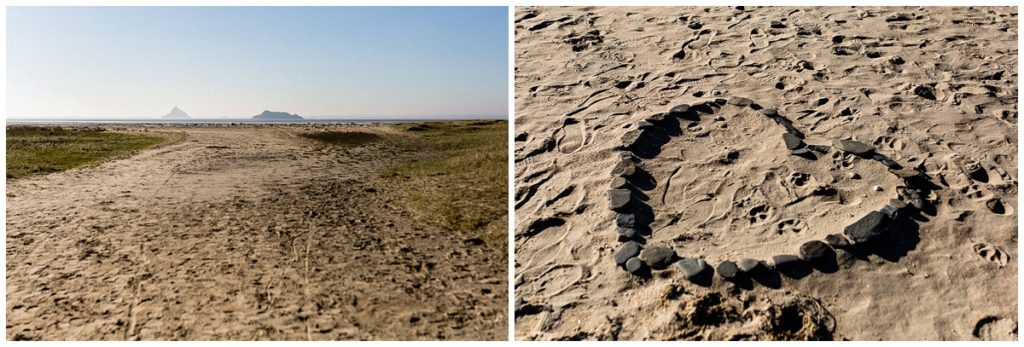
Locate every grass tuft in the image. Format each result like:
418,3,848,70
6,126,171,179
383,120,508,254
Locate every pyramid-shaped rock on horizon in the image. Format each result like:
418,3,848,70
162,106,191,119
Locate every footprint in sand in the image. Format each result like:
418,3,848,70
972,315,1018,341
972,243,1010,268
555,117,586,154
775,218,807,235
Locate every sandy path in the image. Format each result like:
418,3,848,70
6,125,506,340
514,7,1016,340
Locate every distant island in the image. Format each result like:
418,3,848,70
162,106,191,119
253,110,303,120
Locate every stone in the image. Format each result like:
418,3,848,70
849,172,861,180
889,199,908,209
716,261,739,279
897,187,925,209
727,96,753,106
771,254,802,268
617,227,636,241
791,148,811,156
611,159,636,177
889,167,920,178
844,211,886,244
807,144,830,153
714,115,725,122
621,129,644,148
873,185,884,192
880,158,901,169
675,258,708,279
714,98,727,105
770,20,786,28
639,246,677,269
737,258,762,272
607,189,631,211
832,139,874,155
890,56,905,65
783,132,804,150
615,213,636,228
614,241,641,266
618,151,634,161
914,85,936,100
637,120,655,129
798,240,832,261
625,257,644,273
610,176,628,189
645,113,667,123
880,204,898,219
668,104,691,117
760,108,779,116
824,234,851,248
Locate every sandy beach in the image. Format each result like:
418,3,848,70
6,124,507,340
513,6,1017,340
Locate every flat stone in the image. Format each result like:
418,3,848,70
610,176,628,189
824,234,851,248
615,213,636,228
832,139,874,155
798,240,832,261
807,144,830,153
716,261,739,279
611,159,636,177
880,204,898,219
607,189,631,211
783,132,804,150
889,167,920,178
645,113,667,123
914,85,936,100
791,148,811,156
625,257,644,273
889,199,908,209
737,258,762,272
668,104,691,117
621,129,644,148
727,96,753,106
771,254,802,268
760,108,779,116
639,246,677,269
613,241,641,266
843,211,886,244
675,258,708,279
616,227,636,241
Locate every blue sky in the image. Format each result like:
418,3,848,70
7,7,508,119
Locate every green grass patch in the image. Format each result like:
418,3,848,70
384,120,508,254
6,126,171,179
299,131,383,147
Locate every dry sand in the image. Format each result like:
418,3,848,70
514,6,1017,340
6,125,506,340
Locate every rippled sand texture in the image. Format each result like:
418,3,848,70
514,6,1017,340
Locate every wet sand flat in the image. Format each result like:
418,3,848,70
6,125,507,340
514,6,1017,340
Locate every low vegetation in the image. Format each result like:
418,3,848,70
384,120,508,254
6,126,171,179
